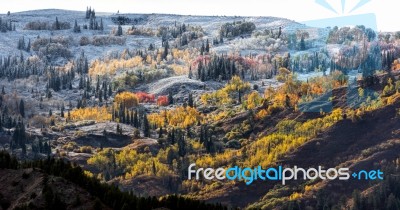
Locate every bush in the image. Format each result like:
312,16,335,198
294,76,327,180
24,20,70,30
32,36,71,51
38,43,72,60
79,36,90,46
32,38,50,51
226,140,241,149
111,16,132,25
24,21,49,30
219,21,256,38
62,142,77,151
113,73,139,89
111,68,170,89
29,115,49,128
133,128,140,138
136,92,155,103
79,146,92,154
92,36,126,46
157,96,169,106
127,27,155,36
253,84,259,90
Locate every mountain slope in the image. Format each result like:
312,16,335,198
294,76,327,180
0,168,109,210
202,97,400,209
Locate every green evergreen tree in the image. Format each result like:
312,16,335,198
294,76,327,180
152,161,157,175
116,24,123,36
168,92,174,105
159,126,163,138
99,18,104,31
26,39,31,52
300,35,306,51
19,99,25,118
162,41,169,60
188,66,193,79
60,103,65,118
177,132,186,157
143,114,150,137
73,20,81,33
55,17,60,30
205,39,210,53
116,124,122,135
188,93,194,107
386,194,400,210
132,111,138,128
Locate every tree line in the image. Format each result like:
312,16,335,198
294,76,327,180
0,151,228,210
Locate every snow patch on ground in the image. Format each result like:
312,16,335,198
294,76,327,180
141,75,205,95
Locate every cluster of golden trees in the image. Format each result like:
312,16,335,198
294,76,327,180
87,146,179,181
88,48,196,78
244,108,343,168
199,71,349,122
89,56,145,76
148,106,203,128
255,70,350,120
191,107,344,175
194,149,242,168
88,140,211,181
244,91,264,110
114,91,139,108
201,76,251,106
70,106,111,122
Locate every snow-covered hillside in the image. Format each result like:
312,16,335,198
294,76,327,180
0,9,314,60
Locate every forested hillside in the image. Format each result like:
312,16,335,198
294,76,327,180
0,8,399,210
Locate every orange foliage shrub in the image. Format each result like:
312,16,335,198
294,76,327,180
115,92,139,108
392,59,400,71
157,96,169,106
256,109,268,120
136,92,155,103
